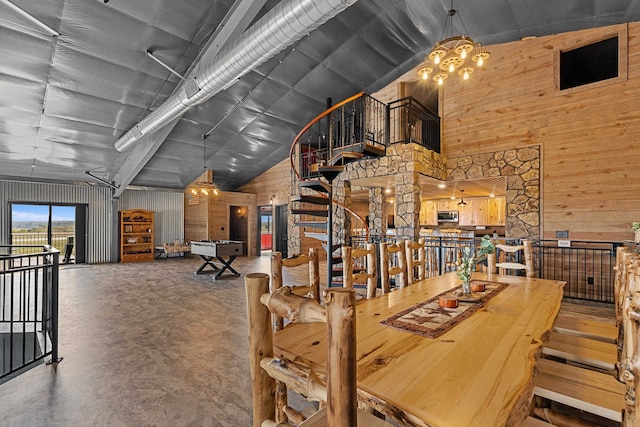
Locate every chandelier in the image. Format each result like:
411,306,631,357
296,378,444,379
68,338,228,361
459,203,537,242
417,2,490,86
190,135,220,196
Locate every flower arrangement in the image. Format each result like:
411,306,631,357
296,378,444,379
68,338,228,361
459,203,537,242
456,234,497,295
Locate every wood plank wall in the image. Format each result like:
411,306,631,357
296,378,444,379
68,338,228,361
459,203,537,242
441,22,640,241
184,189,257,256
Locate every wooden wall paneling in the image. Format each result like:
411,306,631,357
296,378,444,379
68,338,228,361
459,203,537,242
439,22,640,241
184,194,208,242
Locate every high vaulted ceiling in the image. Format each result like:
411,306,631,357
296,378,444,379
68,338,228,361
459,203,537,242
1,0,638,194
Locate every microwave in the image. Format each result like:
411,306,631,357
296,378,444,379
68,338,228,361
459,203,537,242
437,210,459,222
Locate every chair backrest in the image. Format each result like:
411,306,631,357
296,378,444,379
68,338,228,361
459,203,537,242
245,273,356,427
404,238,425,285
487,239,534,278
271,249,320,331
342,244,377,299
380,241,407,293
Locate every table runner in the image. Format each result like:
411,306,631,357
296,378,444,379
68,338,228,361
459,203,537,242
381,280,509,338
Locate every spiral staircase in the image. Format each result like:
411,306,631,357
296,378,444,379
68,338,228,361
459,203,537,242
289,92,387,286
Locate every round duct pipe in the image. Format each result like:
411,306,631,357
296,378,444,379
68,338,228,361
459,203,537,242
115,0,358,152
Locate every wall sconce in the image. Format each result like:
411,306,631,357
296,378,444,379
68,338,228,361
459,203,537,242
270,195,275,205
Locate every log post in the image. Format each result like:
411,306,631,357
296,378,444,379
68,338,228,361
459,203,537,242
380,242,390,294
397,243,408,289
270,252,284,331
245,273,275,427
309,248,320,303
342,246,353,289
324,288,357,427
366,243,377,299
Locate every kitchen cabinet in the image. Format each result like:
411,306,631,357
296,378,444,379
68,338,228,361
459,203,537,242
487,197,506,225
430,196,505,226
459,199,488,226
437,199,459,212
420,200,438,225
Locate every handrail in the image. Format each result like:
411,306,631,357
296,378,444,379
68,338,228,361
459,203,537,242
296,193,370,242
334,199,369,242
289,91,365,181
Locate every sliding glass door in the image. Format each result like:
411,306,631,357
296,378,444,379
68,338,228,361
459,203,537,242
10,203,86,263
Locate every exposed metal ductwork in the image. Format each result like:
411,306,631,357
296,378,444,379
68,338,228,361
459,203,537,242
114,0,358,152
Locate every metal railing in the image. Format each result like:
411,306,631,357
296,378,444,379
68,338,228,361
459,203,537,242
1,245,61,383
293,93,389,182
535,240,621,304
11,232,75,260
388,97,441,153
346,236,619,304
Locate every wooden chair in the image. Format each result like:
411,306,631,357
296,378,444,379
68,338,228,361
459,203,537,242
245,273,390,427
486,239,534,278
441,229,462,273
271,249,320,331
404,238,425,285
379,241,407,293
342,244,377,299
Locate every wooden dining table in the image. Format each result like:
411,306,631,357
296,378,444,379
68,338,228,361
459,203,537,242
272,272,566,427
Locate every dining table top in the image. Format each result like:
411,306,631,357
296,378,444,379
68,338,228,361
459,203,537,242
272,272,566,427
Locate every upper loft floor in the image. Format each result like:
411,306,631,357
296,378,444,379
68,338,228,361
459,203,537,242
292,93,441,182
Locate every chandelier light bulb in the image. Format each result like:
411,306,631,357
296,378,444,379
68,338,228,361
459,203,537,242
463,70,469,80
477,56,484,67
460,49,467,59
422,72,428,80
448,62,455,73
213,188,219,196
434,54,441,64
438,76,444,85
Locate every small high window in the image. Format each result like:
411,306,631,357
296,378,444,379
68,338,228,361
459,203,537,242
560,36,618,90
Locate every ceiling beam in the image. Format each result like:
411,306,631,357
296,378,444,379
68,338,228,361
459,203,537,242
112,0,268,198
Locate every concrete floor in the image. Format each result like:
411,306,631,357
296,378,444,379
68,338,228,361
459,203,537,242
0,255,615,426
0,255,299,427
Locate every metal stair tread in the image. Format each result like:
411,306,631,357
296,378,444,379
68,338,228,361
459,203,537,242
291,195,330,205
291,208,328,217
299,180,331,193
294,221,327,229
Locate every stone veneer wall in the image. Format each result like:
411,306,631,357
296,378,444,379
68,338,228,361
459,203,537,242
446,146,540,239
334,143,448,243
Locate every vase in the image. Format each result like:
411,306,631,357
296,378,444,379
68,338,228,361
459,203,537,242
635,229,640,244
462,280,472,296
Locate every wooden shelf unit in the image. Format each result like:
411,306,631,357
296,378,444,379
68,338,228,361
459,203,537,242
120,209,154,262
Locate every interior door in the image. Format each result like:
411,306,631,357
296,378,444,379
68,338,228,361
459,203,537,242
229,206,248,256
274,204,288,258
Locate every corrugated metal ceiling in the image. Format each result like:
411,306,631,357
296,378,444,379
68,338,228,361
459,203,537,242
0,0,638,191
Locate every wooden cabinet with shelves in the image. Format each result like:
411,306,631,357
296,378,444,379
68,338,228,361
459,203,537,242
120,209,154,262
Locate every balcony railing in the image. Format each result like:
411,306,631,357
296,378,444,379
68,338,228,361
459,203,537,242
0,245,61,383
388,97,440,153
11,232,75,261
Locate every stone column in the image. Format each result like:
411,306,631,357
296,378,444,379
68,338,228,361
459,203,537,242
394,171,421,240
333,180,352,245
368,187,384,239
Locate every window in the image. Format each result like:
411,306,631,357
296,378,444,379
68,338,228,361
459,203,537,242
559,36,619,90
